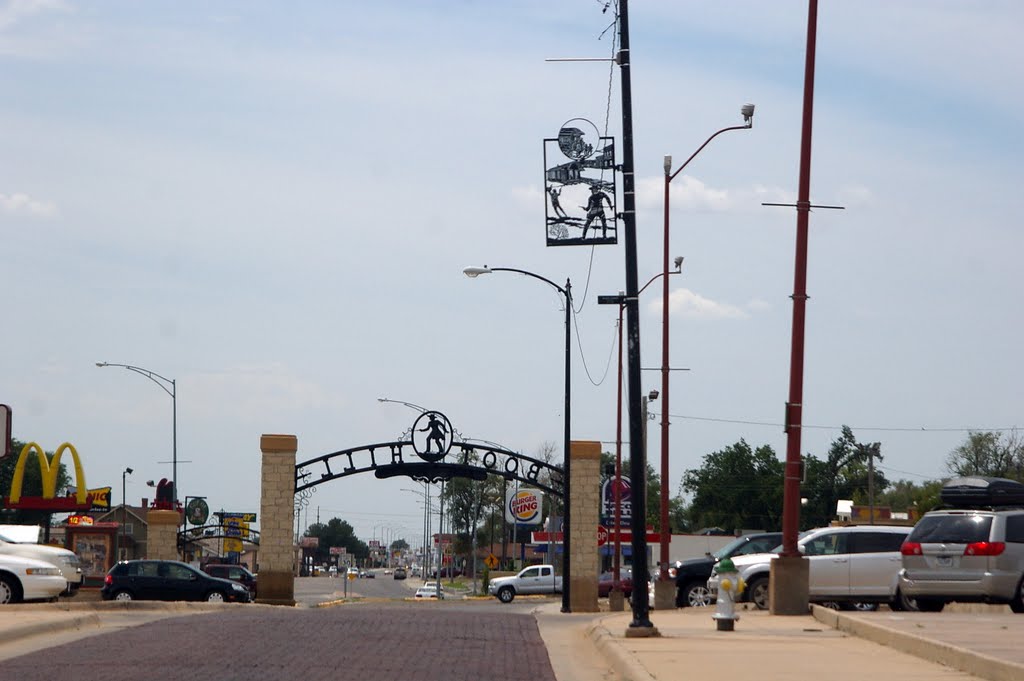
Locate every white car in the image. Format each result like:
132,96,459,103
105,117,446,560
414,583,445,599
0,554,69,604
707,525,916,611
0,531,83,595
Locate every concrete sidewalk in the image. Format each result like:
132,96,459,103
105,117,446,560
585,605,1024,681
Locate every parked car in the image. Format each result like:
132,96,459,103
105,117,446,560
0,530,84,596
428,567,463,579
597,568,633,598
364,570,376,579
414,583,445,599
102,560,252,603
488,564,562,603
0,554,69,604
328,565,338,577
899,476,1024,612
708,525,916,611
393,567,407,580
202,563,258,597
672,532,783,607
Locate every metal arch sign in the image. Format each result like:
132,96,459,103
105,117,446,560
295,413,565,498
5,441,93,510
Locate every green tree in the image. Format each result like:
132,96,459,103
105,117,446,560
0,438,73,526
681,440,784,532
945,430,1024,480
304,517,368,565
801,426,890,528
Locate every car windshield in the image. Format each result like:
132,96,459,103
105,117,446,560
769,530,814,554
712,536,751,560
909,514,993,543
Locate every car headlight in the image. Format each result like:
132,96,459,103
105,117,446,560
232,583,247,592
26,567,62,576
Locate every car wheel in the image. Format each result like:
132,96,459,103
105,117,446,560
497,586,515,604
891,589,918,612
915,598,945,612
818,601,841,610
206,591,226,603
1009,579,1024,613
748,577,770,610
682,581,713,608
0,575,22,605
851,602,879,612
113,590,134,601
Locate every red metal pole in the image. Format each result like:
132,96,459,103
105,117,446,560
659,170,670,579
781,0,819,558
613,302,624,591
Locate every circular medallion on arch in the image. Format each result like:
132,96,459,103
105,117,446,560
411,411,454,463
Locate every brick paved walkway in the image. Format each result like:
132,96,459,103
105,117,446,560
0,604,558,681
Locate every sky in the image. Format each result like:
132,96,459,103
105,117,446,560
1,1,1021,549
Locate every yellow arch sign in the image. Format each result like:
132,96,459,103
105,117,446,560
8,441,87,505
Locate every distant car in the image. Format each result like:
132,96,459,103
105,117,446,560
328,566,338,577
364,570,376,579
597,568,633,598
672,532,783,607
383,568,393,575
414,583,445,599
0,554,68,604
428,567,463,579
202,564,258,597
393,567,407,580
101,560,251,603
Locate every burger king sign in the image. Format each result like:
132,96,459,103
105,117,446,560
505,488,542,525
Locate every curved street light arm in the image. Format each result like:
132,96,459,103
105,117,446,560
637,260,684,297
376,397,428,413
668,123,752,182
96,362,175,398
464,266,567,299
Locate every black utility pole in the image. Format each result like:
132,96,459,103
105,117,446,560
618,0,654,631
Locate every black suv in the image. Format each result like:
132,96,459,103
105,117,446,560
102,560,252,603
673,532,783,607
203,564,258,597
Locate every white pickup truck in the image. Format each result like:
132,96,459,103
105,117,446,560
488,564,563,603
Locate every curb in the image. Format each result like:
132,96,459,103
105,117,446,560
811,606,1024,681
585,615,657,681
1,612,102,645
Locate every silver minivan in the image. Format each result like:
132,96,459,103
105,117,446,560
899,508,1024,612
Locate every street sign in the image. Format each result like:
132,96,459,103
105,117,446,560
219,512,257,522
484,553,498,569
597,525,609,547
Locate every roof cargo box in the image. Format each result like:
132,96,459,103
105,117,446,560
940,476,1024,507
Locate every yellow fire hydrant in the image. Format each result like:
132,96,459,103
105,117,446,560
712,557,744,632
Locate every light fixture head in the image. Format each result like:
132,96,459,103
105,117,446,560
463,266,492,278
648,389,660,401
741,103,755,124
95,362,107,367
125,467,133,475
674,256,684,271
663,154,672,174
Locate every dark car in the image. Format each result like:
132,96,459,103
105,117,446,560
597,568,633,598
101,560,252,603
202,563,258,597
674,532,783,607
393,567,407,580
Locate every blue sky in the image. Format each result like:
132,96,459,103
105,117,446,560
2,1,1021,546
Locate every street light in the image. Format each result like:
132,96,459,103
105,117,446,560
463,264,573,613
657,105,754,596
120,467,133,561
96,362,178,506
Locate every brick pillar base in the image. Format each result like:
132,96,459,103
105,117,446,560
258,434,297,606
146,510,182,561
569,440,601,613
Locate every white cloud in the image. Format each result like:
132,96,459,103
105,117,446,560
0,192,57,217
636,176,794,214
0,0,68,32
649,288,750,320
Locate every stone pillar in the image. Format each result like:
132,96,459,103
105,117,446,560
569,440,601,613
146,510,181,560
769,555,810,615
257,434,297,606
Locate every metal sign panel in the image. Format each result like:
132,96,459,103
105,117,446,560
543,120,617,247
600,476,632,527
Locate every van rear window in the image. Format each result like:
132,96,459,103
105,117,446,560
909,515,992,543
